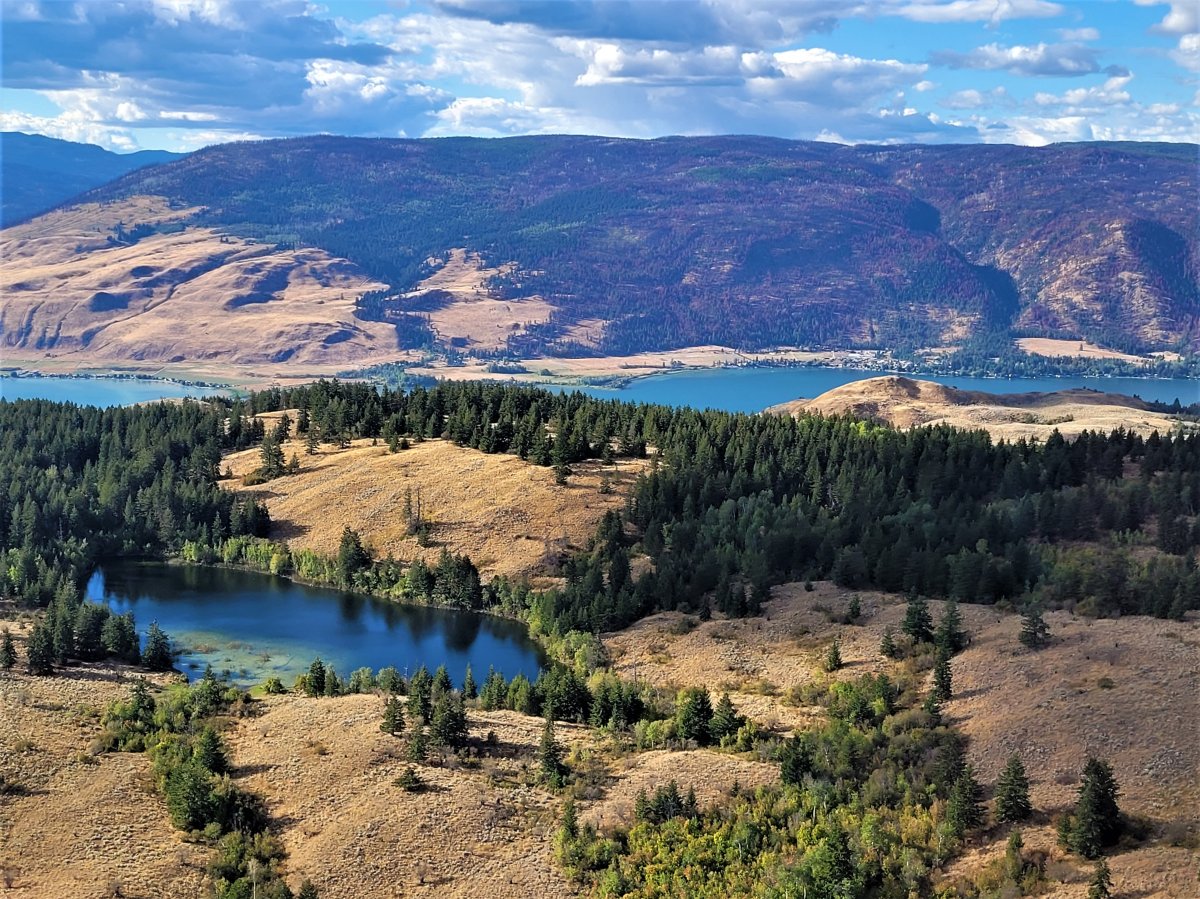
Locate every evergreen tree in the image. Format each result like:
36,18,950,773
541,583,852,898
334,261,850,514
462,664,477,700
305,430,320,455
141,621,173,671
297,880,320,899
407,726,428,762
1070,757,1123,859
306,657,326,697
539,715,566,787
879,627,898,659
407,665,433,722
429,691,468,748
847,595,862,622
935,599,968,653
336,527,371,585
1019,605,1050,649
0,628,15,670
674,687,713,745
823,637,844,672
995,754,1033,824
193,726,229,775
432,663,453,698
25,621,54,675
323,665,341,697
1004,829,1026,882
902,592,934,644
931,649,953,702
709,692,741,743
947,764,985,837
1087,858,1113,899
259,433,286,479
381,695,406,736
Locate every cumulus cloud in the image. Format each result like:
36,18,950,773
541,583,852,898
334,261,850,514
942,86,1008,109
893,0,1063,25
1133,0,1199,36
933,41,1101,76
1057,27,1099,41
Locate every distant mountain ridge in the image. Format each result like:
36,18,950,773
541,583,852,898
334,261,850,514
0,131,181,226
2,135,1196,368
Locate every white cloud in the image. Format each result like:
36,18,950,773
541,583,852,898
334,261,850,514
1133,0,1199,36
934,41,1101,76
1171,32,1200,72
893,0,1063,25
1033,75,1133,109
1057,27,1099,41
942,86,1007,109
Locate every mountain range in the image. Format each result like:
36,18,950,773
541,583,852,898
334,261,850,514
0,131,180,227
1,134,1196,369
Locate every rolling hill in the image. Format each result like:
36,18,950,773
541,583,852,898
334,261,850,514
1,135,1196,370
769,375,1193,439
0,131,180,226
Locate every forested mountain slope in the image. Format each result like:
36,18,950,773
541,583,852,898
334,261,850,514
0,131,180,226
3,136,1196,366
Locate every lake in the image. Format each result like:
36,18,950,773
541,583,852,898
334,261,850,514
87,563,545,687
557,366,1199,412
0,375,228,407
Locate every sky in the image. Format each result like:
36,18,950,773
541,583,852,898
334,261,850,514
1,0,1197,152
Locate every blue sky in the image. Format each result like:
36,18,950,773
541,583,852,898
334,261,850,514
1,0,1196,151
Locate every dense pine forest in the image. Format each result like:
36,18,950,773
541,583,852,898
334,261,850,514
3,380,1197,630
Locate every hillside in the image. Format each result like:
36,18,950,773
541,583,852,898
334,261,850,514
1,136,1196,372
222,429,646,582
769,375,1194,439
0,131,180,226
604,583,1199,899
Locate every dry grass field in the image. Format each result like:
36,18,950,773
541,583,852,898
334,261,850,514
1014,338,1150,363
224,434,646,582
604,582,1200,898
3,583,1196,898
769,376,1193,440
0,622,206,899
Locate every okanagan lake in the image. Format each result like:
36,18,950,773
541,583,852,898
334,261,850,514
559,366,1199,411
0,375,229,406
88,563,545,686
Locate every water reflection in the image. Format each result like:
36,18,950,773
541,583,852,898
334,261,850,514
87,562,544,686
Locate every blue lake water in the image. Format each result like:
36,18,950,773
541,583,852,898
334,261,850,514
87,563,545,687
0,375,228,407
555,366,1199,412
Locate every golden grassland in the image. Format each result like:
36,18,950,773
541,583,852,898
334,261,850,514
223,433,647,583
2,585,1197,897
769,376,1194,441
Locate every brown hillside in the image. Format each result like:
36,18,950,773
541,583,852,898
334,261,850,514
0,623,206,898
0,196,395,368
605,583,1199,898
224,435,645,581
768,375,1192,440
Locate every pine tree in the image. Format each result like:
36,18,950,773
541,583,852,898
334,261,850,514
193,726,228,775
539,715,565,787
823,637,843,672
306,657,326,697
879,627,898,659
709,692,741,743
297,880,320,899
407,726,428,762
936,599,968,653
430,691,467,748
141,621,173,671
0,628,15,670
674,687,713,745
902,592,934,644
462,664,477,700
25,621,54,675
1019,605,1050,649
947,764,985,837
432,664,453,698
931,649,953,702
381,695,406,736
1087,858,1113,899
1071,757,1123,859
995,754,1033,824
305,429,320,455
